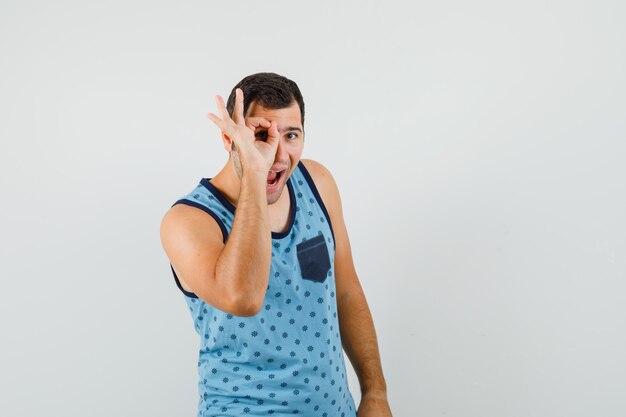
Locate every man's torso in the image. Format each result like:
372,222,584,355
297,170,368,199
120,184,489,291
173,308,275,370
170,160,356,417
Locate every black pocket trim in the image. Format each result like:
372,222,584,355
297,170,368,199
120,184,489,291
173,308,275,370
296,234,331,283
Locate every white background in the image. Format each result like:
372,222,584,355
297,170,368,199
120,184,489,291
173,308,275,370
1,1,625,416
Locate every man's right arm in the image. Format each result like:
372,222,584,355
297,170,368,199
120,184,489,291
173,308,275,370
160,173,271,317
161,88,279,316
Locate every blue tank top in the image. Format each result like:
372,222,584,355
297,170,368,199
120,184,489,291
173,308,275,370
170,161,357,417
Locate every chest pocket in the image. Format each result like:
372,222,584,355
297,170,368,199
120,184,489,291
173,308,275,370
296,233,331,283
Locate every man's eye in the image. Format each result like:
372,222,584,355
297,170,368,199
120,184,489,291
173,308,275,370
287,133,298,140
255,131,268,141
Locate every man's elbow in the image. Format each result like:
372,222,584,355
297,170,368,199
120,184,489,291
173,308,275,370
229,293,264,317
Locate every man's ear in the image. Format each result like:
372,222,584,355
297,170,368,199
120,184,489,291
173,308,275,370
221,131,233,152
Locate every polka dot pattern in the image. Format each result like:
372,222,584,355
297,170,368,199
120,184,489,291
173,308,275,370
172,162,356,417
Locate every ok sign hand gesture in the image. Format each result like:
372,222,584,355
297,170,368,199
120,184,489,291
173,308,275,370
207,88,280,177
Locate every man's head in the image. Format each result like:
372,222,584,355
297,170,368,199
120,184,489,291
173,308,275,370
225,72,305,128
224,73,306,205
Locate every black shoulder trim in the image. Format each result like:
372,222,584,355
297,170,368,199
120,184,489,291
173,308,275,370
172,198,229,243
297,161,336,250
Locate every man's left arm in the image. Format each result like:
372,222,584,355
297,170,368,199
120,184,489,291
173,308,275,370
301,159,393,417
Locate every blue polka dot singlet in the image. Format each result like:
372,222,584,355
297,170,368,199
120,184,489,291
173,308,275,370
170,161,357,417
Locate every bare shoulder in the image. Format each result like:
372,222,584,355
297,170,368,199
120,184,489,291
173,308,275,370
161,203,223,238
300,158,340,198
160,203,225,254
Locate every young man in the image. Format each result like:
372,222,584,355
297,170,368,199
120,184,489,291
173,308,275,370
160,73,392,417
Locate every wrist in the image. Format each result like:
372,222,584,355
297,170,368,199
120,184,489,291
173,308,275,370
240,170,268,186
361,388,388,399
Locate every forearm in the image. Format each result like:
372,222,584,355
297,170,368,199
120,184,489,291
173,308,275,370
214,174,271,310
337,288,388,395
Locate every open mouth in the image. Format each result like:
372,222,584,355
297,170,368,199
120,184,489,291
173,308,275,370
266,169,284,187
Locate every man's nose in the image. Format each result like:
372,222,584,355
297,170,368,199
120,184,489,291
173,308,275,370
275,137,288,161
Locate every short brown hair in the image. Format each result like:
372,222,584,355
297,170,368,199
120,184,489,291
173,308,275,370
226,72,305,127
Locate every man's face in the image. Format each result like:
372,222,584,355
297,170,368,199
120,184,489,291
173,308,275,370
232,100,304,205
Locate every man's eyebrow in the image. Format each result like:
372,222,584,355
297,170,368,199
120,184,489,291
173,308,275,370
279,126,303,134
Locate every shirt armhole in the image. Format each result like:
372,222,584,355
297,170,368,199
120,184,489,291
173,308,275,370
168,198,230,298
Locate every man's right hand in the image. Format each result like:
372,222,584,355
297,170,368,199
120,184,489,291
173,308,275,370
207,88,279,178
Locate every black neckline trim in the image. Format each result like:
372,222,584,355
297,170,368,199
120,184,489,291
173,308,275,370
199,173,297,240
200,178,236,213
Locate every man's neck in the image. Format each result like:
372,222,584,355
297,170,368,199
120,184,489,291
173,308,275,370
209,161,240,208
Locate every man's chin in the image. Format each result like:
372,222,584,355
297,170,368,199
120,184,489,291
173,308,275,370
266,175,288,205
266,188,283,205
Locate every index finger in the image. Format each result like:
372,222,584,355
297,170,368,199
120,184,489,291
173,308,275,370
245,117,271,130
233,88,245,125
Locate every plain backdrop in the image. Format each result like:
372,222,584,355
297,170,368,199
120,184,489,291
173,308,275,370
1,1,625,416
